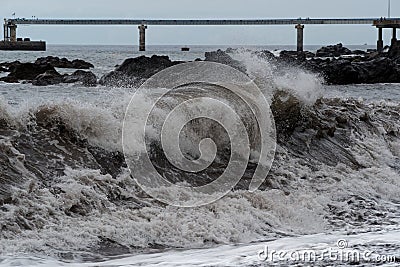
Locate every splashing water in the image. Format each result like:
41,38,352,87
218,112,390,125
0,48,399,266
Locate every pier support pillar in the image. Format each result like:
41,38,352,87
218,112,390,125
3,24,8,41
295,24,304,52
377,27,384,53
3,19,8,41
9,24,17,42
392,28,397,46
138,24,147,51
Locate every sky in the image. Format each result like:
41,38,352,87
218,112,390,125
1,0,399,46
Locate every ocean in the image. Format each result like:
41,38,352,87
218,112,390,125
0,44,399,266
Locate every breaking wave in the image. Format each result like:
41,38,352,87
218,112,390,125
0,52,399,261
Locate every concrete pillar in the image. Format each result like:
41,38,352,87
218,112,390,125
377,27,384,53
392,28,397,45
3,20,7,41
3,24,7,41
9,24,17,42
295,24,304,52
138,24,147,51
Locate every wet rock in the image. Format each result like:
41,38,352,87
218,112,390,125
335,115,348,124
388,40,400,60
94,237,131,257
71,59,94,69
271,90,303,138
35,56,94,69
352,49,367,55
316,43,352,57
32,69,64,86
0,60,20,71
255,50,276,60
99,55,181,87
63,70,97,86
204,49,246,72
0,76,19,83
280,50,315,62
305,57,400,84
6,62,56,81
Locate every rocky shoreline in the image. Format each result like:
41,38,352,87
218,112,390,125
0,56,97,86
281,42,400,84
1,42,400,86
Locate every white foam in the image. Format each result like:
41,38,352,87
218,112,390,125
230,49,324,105
1,229,399,266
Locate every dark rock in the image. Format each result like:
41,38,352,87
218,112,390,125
320,59,358,84
71,59,94,69
279,50,300,63
388,40,400,60
336,115,348,124
4,60,97,86
0,76,19,83
278,51,315,65
280,50,315,59
7,63,56,81
271,90,303,138
316,43,352,57
32,69,64,86
204,49,246,72
0,60,20,70
35,56,94,69
254,50,276,61
99,55,181,87
94,237,131,257
305,56,400,84
352,50,367,55
63,70,97,86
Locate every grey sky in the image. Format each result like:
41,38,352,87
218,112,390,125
2,0,399,46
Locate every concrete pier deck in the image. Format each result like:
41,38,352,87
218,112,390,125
3,17,400,52
0,40,46,51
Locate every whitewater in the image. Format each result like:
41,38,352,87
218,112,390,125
0,45,399,266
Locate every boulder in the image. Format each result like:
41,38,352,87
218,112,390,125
253,50,276,61
316,43,352,57
306,57,400,84
279,50,315,63
0,76,19,83
6,63,56,81
35,56,94,69
204,49,246,72
271,90,303,138
71,59,94,69
352,50,367,55
280,50,315,59
0,61,20,70
388,40,400,60
100,55,181,87
63,70,97,86
32,69,64,86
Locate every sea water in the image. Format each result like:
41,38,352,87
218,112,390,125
0,45,399,266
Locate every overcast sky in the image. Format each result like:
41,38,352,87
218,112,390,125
1,0,399,46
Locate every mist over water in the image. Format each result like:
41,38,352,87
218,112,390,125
0,45,399,266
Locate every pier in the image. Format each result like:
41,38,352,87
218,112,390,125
3,18,400,51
